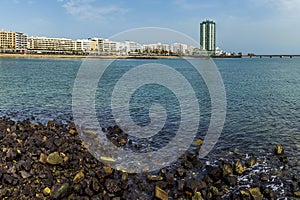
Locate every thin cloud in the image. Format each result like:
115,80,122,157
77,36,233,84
172,0,215,10
251,0,300,15
59,0,128,21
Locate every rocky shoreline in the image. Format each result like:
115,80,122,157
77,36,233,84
0,117,299,199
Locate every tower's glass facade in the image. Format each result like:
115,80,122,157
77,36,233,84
200,20,216,55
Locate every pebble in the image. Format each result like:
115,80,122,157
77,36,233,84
248,187,263,200
51,183,70,199
222,162,233,175
260,172,269,181
105,179,121,194
43,187,51,196
20,170,31,179
234,160,247,175
147,175,164,181
155,186,168,200
73,171,85,183
39,153,47,164
274,144,284,155
46,152,63,165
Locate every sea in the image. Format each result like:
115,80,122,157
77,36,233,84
0,57,299,167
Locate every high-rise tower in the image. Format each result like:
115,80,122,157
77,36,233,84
200,20,216,54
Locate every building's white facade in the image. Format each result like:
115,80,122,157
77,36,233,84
28,36,75,51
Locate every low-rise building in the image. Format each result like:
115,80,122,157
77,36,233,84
28,36,75,53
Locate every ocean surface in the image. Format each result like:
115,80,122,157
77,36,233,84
0,57,299,165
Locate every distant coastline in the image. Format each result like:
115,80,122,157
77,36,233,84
0,53,243,59
0,53,179,59
1,53,299,59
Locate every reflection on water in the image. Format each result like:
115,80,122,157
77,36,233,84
0,58,299,164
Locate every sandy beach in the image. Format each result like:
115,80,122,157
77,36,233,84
0,53,181,59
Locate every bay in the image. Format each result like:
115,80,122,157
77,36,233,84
0,57,299,163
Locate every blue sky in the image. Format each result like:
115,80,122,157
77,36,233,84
0,0,299,54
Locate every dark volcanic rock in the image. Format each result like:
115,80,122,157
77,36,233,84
0,118,296,199
51,182,70,199
225,175,238,186
105,178,121,194
206,165,222,181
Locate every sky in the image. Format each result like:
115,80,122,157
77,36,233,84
0,0,300,54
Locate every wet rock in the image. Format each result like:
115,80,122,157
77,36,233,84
135,143,142,149
165,173,174,185
176,167,187,177
103,166,113,175
279,156,288,163
274,144,284,155
248,187,263,200
73,171,85,183
294,191,300,197
156,181,168,190
47,120,55,128
117,137,127,146
0,131,4,140
46,152,63,165
51,183,70,199
260,173,269,181
185,178,201,193
239,189,251,200
192,191,204,200
105,178,121,194
155,186,168,200
245,157,257,167
147,175,163,181
222,163,233,176
177,180,185,191
121,172,128,181
262,188,277,200
206,165,222,181
234,160,246,175
182,160,193,169
225,175,238,186
210,186,219,197
69,128,76,135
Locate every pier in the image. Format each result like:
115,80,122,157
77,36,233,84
246,54,300,58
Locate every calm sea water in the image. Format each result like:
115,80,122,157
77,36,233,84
0,57,299,162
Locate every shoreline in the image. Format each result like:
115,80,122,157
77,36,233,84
0,53,244,59
0,116,299,199
0,53,181,59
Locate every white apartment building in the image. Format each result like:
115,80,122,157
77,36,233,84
28,36,75,52
103,39,117,54
124,41,142,53
75,39,91,52
15,32,28,50
171,43,188,55
143,43,170,53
